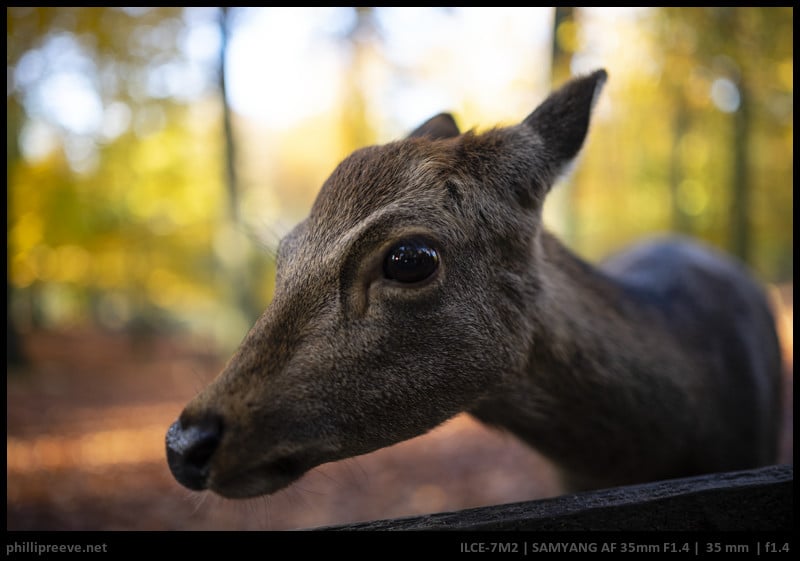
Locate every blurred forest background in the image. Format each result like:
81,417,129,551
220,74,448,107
6,7,793,531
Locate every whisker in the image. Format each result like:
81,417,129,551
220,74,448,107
187,489,209,515
305,466,340,491
343,456,371,492
241,494,270,530
259,493,274,530
241,217,282,260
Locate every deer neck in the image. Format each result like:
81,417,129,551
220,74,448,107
472,231,699,490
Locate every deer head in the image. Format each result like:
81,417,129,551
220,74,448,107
166,70,607,498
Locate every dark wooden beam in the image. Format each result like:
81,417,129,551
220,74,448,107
320,464,792,531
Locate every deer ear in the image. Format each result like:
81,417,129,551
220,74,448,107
408,113,461,140
523,69,607,173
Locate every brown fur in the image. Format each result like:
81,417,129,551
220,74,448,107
166,70,782,499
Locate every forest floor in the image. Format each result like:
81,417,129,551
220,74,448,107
6,284,792,532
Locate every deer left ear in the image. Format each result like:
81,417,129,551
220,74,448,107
408,113,461,140
523,69,607,176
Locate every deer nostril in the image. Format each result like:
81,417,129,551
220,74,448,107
165,415,223,491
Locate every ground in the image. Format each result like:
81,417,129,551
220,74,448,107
6,284,792,531
6,331,563,531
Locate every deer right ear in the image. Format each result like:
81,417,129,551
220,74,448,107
408,113,461,140
522,69,607,181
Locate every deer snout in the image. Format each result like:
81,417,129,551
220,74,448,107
165,414,223,491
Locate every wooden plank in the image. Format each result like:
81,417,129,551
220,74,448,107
319,464,793,531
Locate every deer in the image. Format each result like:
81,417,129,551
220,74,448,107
166,69,782,500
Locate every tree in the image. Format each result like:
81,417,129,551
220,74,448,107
653,7,793,269
549,7,580,246
6,8,237,339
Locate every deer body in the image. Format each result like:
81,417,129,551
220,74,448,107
471,232,780,491
166,70,782,499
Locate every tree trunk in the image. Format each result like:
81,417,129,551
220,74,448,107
730,77,750,264
219,6,238,222
7,98,26,367
550,7,579,246
217,7,260,325
669,96,692,234
551,7,574,86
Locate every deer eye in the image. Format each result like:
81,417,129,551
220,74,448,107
383,239,440,284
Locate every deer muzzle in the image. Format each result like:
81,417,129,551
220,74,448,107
165,414,223,491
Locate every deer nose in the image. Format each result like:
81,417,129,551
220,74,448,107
165,414,223,491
